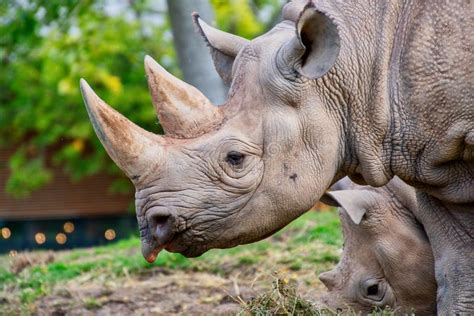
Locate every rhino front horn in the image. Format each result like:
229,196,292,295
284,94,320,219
80,79,166,181
144,55,223,138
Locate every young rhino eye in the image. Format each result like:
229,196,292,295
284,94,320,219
367,284,379,296
363,281,385,302
226,151,245,166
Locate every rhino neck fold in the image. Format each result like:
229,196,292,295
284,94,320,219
321,0,408,186
385,0,417,185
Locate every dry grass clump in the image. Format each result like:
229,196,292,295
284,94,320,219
237,273,400,316
10,251,55,274
238,274,326,315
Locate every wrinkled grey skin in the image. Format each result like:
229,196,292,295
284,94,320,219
319,178,436,314
82,0,473,312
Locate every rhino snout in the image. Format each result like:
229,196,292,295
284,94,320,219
140,208,178,262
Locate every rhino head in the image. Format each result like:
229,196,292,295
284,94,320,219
81,3,346,262
319,178,437,314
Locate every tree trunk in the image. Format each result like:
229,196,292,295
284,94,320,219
167,0,226,104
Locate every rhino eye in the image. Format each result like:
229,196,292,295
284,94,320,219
367,284,379,296
226,151,245,166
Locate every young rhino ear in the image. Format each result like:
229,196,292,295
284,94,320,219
279,4,341,79
193,13,249,85
321,190,382,225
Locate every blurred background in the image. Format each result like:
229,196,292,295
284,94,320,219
0,0,287,253
0,3,346,314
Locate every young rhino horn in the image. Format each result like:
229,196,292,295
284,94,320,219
319,270,339,290
80,79,166,182
144,55,223,138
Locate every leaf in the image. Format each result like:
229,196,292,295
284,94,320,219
6,151,53,198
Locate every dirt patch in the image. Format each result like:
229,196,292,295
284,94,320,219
31,266,326,315
36,270,251,315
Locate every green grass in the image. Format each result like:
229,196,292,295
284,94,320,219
83,297,102,310
0,209,342,311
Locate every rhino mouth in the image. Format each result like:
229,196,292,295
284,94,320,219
140,225,208,262
141,242,164,263
165,239,206,258
141,240,206,262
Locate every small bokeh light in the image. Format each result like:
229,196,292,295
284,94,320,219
55,233,67,245
104,229,116,241
9,250,17,257
1,227,11,239
35,232,46,245
63,222,75,233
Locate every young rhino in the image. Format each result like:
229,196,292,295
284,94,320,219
319,178,437,314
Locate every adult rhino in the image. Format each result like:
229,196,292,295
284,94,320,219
80,0,473,313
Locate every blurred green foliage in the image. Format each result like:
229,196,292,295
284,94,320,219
0,0,284,198
211,0,283,38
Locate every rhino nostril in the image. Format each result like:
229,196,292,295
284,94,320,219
151,214,175,246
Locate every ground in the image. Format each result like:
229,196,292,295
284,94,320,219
0,210,343,315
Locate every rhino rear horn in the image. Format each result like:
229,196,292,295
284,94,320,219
193,13,249,85
144,55,223,138
80,79,165,182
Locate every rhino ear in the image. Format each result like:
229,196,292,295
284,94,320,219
193,13,249,85
279,3,341,79
321,190,382,225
